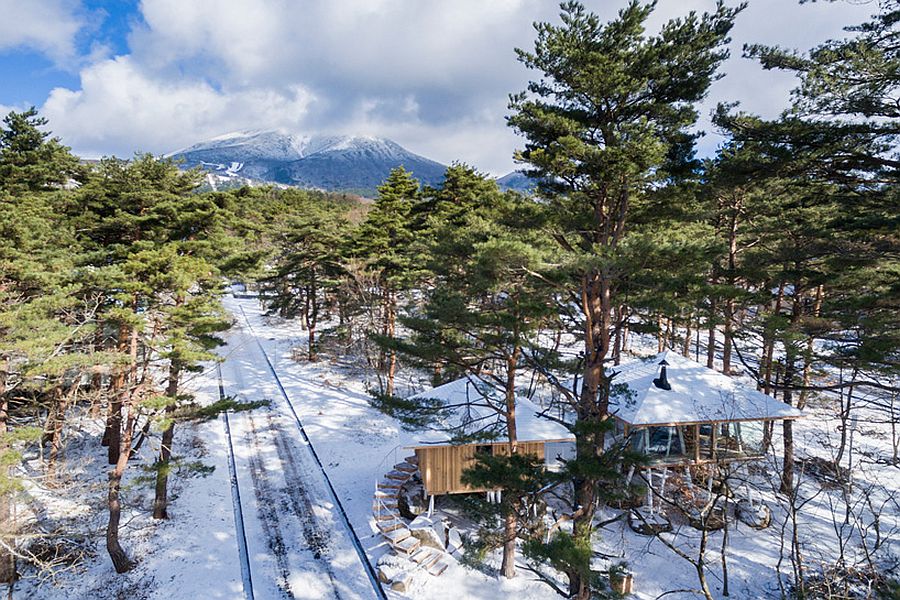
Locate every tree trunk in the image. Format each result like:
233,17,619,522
890,392,899,465
46,387,73,481
696,526,714,600
682,314,693,358
761,281,786,395
385,289,397,397
152,362,181,519
106,323,130,464
570,271,612,600
612,305,623,366
656,314,665,353
90,324,105,418
0,364,16,584
722,298,734,376
500,348,520,579
722,199,739,376
706,300,717,370
779,293,803,496
721,504,730,596
305,280,318,362
797,285,823,411
107,403,136,573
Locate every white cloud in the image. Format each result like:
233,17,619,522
43,56,315,157
0,0,86,64
30,0,877,174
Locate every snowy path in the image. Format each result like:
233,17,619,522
221,296,556,600
218,306,383,600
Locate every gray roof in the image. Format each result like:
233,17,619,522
407,377,574,446
608,351,803,426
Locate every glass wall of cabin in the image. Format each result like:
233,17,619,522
627,420,767,464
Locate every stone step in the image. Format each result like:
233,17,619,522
427,559,449,577
391,535,421,556
385,470,410,481
377,519,406,533
394,462,417,473
382,527,411,544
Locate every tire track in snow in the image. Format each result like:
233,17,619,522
235,303,387,600
267,413,343,597
218,363,255,600
244,413,296,599
226,320,345,600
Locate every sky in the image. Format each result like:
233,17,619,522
0,0,877,176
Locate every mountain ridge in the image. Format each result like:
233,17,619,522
168,129,532,196
168,129,447,195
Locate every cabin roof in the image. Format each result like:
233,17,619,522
406,377,574,447
608,351,803,426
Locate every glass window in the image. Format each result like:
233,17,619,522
643,426,684,457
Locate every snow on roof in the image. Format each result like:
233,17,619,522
407,377,574,447
608,351,803,426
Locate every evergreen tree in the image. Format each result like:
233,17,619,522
262,198,347,361
396,166,552,577
507,3,741,596
0,110,90,583
0,108,83,194
350,167,421,395
714,0,900,493
71,154,229,572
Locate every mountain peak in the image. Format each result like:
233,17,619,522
168,129,445,195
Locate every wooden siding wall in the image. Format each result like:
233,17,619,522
417,442,545,495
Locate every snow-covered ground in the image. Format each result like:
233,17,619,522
15,296,900,599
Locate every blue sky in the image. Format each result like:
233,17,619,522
0,0,877,175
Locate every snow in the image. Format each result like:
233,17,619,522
609,351,803,426
406,377,573,446
17,372,245,600
18,297,899,600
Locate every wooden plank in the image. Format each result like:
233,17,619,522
420,441,549,495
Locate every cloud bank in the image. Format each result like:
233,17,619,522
3,0,878,174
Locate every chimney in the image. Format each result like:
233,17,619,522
653,359,672,391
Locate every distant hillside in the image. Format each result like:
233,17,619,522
496,170,537,193
168,130,447,196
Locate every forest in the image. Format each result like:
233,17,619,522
0,1,897,599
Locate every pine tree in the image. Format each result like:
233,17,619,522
396,166,553,577
0,108,83,194
71,154,222,571
262,198,347,361
0,110,90,583
508,3,741,596
350,167,421,395
714,0,900,493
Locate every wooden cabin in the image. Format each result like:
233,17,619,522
607,351,803,465
406,377,575,496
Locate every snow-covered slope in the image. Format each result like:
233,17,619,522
168,130,447,195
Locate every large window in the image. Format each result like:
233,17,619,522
632,426,685,457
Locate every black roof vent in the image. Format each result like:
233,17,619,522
653,359,672,391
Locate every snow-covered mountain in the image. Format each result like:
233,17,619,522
168,130,447,195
